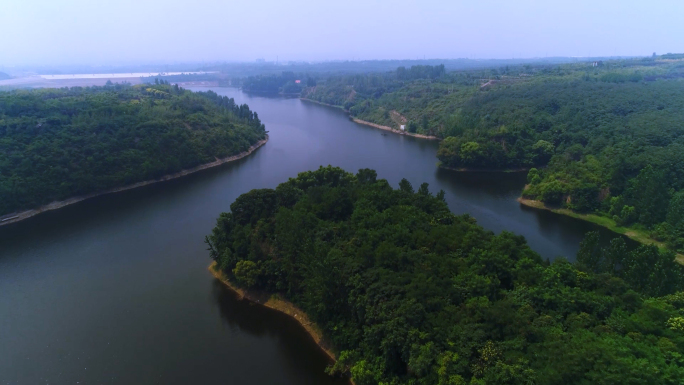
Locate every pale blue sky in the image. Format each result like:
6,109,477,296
1,0,682,65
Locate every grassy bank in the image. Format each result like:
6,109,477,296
519,198,684,264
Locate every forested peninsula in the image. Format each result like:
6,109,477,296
299,57,684,254
0,82,267,220
207,166,684,385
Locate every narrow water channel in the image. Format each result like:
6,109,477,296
0,87,628,384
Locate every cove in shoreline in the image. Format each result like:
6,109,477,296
209,263,354,383
299,98,345,111
518,198,684,264
0,137,268,227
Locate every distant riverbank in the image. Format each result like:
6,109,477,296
518,198,684,264
209,262,349,377
300,98,440,140
300,98,346,110
0,137,268,227
439,165,529,173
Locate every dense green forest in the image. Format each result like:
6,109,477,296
140,73,220,84
207,166,684,385
0,81,266,216
301,57,684,253
232,59,591,95
202,57,621,81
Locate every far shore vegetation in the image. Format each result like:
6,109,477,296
0,137,267,226
519,198,684,264
294,56,684,255
0,81,267,217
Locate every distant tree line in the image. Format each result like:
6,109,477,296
240,71,315,94
396,64,445,80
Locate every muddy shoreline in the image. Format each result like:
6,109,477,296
208,262,338,360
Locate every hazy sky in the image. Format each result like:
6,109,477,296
1,0,683,66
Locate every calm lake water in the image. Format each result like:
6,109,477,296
0,87,627,384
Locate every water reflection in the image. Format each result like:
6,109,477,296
210,279,349,385
435,168,527,198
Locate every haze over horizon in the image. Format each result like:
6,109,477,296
1,0,683,66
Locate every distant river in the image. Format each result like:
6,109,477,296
0,87,628,384
38,71,216,79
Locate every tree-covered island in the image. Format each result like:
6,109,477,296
207,166,684,385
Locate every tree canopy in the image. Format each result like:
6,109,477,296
207,166,684,385
0,83,266,216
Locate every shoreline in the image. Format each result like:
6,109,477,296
439,165,529,173
351,118,441,140
300,98,346,111
518,198,684,264
300,98,440,140
208,263,349,374
0,136,268,227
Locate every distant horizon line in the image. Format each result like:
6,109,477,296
1,54,660,70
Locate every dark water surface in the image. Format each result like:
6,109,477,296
0,88,626,384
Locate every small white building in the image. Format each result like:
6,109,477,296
400,125,406,131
